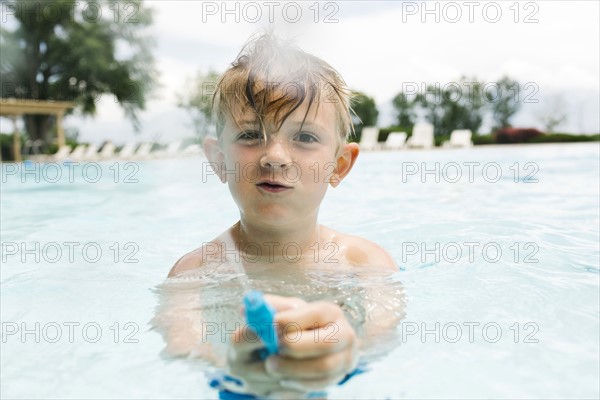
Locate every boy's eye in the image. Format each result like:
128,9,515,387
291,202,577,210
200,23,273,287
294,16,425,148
295,132,318,144
237,130,263,141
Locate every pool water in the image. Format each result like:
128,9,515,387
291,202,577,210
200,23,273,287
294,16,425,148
1,142,599,398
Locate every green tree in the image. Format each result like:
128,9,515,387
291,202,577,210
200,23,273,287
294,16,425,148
177,69,221,141
488,76,521,131
537,94,568,133
416,84,444,135
0,0,157,143
391,91,416,128
417,77,486,136
441,77,485,135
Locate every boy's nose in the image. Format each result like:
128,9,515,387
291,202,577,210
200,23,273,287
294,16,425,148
259,139,292,169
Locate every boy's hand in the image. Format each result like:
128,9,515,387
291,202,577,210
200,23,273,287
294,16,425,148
226,294,358,396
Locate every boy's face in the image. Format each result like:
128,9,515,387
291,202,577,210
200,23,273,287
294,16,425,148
205,98,359,228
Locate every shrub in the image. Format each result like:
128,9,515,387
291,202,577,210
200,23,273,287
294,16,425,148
494,128,545,143
472,134,495,145
529,133,600,143
0,133,27,161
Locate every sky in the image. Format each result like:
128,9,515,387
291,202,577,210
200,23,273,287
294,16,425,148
3,0,600,145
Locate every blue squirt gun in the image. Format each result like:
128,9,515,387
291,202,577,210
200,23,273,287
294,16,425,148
238,290,367,392
243,290,278,357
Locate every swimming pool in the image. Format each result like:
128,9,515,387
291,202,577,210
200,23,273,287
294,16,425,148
1,142,599,398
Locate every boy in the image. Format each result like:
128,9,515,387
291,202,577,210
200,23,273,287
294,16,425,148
164,33,399,396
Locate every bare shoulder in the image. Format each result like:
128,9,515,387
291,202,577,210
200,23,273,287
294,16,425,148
322,226,397,271
167,244,214,278
167,229,235,277
345,236,398,271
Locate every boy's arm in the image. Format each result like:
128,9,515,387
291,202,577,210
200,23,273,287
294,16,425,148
342,237,404,358
155,247,226,365
359,279,405,360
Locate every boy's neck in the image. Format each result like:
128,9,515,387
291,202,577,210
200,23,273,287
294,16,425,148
234,218,321,260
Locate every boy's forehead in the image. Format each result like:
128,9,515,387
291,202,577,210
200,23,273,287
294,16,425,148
226,97,337,131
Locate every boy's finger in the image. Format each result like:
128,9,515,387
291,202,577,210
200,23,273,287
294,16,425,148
263,294,307,312
278,321,355,358
274,301,343,330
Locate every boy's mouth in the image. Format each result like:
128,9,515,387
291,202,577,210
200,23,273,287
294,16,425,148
256,180,292,193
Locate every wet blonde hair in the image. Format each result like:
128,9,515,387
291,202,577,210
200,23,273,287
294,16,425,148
212,33,354,146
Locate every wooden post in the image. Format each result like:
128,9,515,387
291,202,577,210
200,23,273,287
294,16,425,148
56,111,66,148
0,100,74,154
11,116,22,162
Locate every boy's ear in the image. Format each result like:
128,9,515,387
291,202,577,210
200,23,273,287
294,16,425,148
330,142,359,188
203,136,227,183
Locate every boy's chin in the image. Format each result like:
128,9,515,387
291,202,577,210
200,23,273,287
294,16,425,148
244,207,304,226
254,212,295,225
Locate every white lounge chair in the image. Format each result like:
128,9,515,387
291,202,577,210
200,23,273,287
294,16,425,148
83,143,100,160
359,127,380,151
406,123,435,149
99,142,116,159
53,146,72,161
166,140,182,157
154,141,182,158
118,143,137,159
384,132,407,150
443,129,473,148
23,139,45,156
181,144,202,156
133,142,153,160
69,144,87,161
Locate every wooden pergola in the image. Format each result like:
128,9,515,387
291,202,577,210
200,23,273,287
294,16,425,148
0,98,75,162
